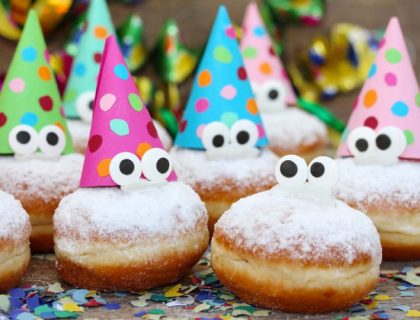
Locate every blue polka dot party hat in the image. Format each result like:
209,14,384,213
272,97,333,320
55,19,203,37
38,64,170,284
337,17,420,161
63,0,116,122
175,5,268,150
0,10,74,155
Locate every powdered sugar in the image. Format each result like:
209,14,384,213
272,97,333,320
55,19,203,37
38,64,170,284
334,158,420,209
170,148,278,192
0,154,84,202
261,108,327,149
0,190,30,240
216,186,381,265
54,182,207,244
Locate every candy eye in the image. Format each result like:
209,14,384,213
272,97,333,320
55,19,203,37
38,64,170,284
230,119,258,148
275,155,308,186
347,126,376,156
76,91,95,122
8,125,39,156
308,156,339,188
109,152,142,186
262,80,287,107
141,148,173,182
202,122,230,151
38,125,66,157
376,126,407,157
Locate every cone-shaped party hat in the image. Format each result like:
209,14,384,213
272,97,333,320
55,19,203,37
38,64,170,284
80,36,176,188
337,17,420,161
175,6,268,149
240,2,297,109
0,10,73,155
63,0,116,122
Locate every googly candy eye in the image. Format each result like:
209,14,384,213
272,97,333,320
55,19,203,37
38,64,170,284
230,119,258,148
308,156,339,188
76,91,95,123
8,125,39,156
347,126,376,158
375,126,407,164
141,148,173,182
202,122,230,151
260,80,287,112
275,155,308,186
109,152,142,186
38,125,66,157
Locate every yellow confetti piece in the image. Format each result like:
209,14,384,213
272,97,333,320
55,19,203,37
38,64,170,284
47,282,64,293
62,302,84,312
365,300,379,310
349,316,369,320
193,303,211,312
253,310,271,317
219,315,232,320
406,270,420,286
374,294,391,301
232,309,251,317
164,284,182,298
407,310,420,317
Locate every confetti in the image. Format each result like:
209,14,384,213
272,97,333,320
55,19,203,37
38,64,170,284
374,294,391,301
407,310,420,318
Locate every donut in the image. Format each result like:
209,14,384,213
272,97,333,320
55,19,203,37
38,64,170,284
334,158,420,260
0,191,31,291
170,147,278,235
0,155,83,253
212,155,382,313
67,119,172,154
54,182,208,291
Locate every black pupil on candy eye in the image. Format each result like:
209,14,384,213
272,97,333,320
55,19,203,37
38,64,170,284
280,160,298,178
237,131,250,145
16,131,30,144
156,158,170,174
310,162,325,178
119,159,135,175
355,139,368,152
268,89,279,100
88,100,94,110
376,134,391,150
212,135,224,148
46,132,59,146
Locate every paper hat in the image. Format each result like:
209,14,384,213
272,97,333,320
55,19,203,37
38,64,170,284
175,6,268,149
337,17,420,161
63,0,116,121
80,36,177,188
240,2,297,107
0,10,73,155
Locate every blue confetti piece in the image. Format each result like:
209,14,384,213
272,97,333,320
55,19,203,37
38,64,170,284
402,266,413,273
104,303,121,310
26,295,40,312
16,312,36,320
196,292,216,302
39,312,56,319
392,305,411,312
72,289,89,304
9,288,26,299
134,311,148,317
400,290,416,297
114,292,128,297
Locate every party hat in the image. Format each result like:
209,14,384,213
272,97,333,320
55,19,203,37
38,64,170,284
0,10,73,155
175,6,268,149
337,17,420,161
80,36,176,188
240,2,297,108
63,0,116,121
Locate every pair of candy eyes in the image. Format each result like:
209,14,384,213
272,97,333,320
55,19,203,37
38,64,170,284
202,120,258,150
110,148,172,186
76,91,95,122
9,124,66,157
275,155,338,188
252,81,286,103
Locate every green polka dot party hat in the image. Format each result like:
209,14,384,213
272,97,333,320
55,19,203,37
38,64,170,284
63,0,116,122
175,5,268,150
337,17,420,161
0,10,74,156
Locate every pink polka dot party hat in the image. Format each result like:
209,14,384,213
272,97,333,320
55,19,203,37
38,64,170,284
240,2,297,109
337,17,420,161
63,0,116,122
0,10,74,155
175,5,268,149
80,35,176,188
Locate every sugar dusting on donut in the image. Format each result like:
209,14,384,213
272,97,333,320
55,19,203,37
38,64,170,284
261,109,327,149
0,191,30,241
54,182,207,243
334,158,420,208
0,154,83,202
170,148,278,192
216,187,381,265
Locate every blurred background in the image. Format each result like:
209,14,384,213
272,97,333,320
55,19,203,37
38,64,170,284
0,0,419,122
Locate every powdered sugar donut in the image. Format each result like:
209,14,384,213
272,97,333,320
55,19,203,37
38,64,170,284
212,155,381,313
0,155,83,253
334,158,420,260
0,191,31,291
170,147,278,235
54,182,208,291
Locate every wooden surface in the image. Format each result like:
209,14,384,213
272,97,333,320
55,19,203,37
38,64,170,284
21,254,420,319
